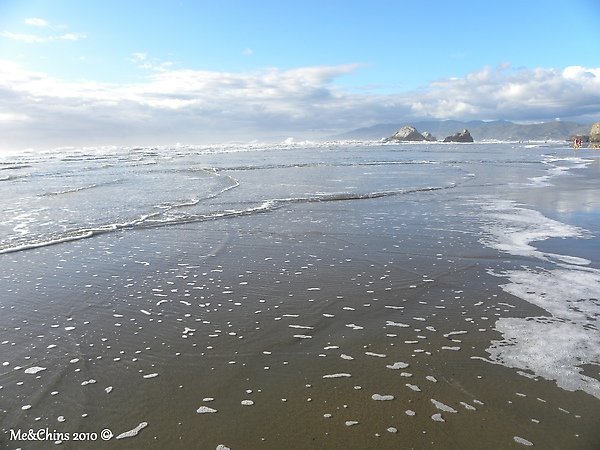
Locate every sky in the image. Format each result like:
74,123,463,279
0,0,599,150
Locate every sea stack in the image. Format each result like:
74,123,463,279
422,131,437,142
443,129,474,143
385,126,426,142
590,122,600,146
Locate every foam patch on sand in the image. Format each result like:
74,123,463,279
526,155,592,187
431,399,457,413
116,422,148,439
197,406,218,414
372,394,394,401
479,198,600,399
500,268,600,321
386,362,409,370
513,436,534,446
479,199,587,262
487,316,600,398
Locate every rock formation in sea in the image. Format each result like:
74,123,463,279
590,122,600,145
443,129,474,143
422,131,437,142
385,125,426,142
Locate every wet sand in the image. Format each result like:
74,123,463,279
1,146,599,449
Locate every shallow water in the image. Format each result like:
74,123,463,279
1,141,599,449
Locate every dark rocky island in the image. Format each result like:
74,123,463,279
385,125,427,142
422,131,437,142
443,129,474,143
384,125,474,143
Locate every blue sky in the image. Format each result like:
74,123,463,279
0,0,599,150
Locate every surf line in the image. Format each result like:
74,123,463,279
0,181,462,256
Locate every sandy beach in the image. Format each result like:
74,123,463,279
1,142,599,449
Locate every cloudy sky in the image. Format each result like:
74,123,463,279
0,0,599,151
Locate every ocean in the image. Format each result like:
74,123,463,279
1,141,599,449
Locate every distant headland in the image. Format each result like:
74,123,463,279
332,120,596,142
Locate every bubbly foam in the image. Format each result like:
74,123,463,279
116,422,148,440
480,198,600,399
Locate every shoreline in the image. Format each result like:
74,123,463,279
1,144,599,449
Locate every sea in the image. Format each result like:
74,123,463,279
1,141,599,449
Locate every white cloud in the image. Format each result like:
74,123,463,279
129,52,175,72
242,48,253,56
404,65,600,121
1,18,85,43
0,30,86,43
24,18,49,27
59,32,86,41
0,59,599,151
131,52,148,62
0,112,29,122
0,31,49,43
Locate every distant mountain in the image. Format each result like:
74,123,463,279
331,120,591,141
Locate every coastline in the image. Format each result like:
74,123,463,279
0,143,599,449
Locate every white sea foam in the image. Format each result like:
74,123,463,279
480,199,586,262
500,268,599,322
527,156,592,187
444,330,468,338
460,401,476,410
480,198,600,399
197,406,218,414
513,436,534,446
487,316,600,398
386,362,409,370
386,321,409,328
24,366,46,374
116,422,148,439
431,399,458,413
372,394,394,401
